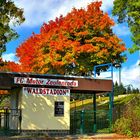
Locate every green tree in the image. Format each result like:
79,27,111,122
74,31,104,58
132,88,140,94
114,81,119,96
114,82,127,95
136,88,140,93
119,83,126,95
0,0,25,56
112,0,140,53
126,86,132,94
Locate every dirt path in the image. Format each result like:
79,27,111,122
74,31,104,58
83,133,140,140
61,133,140,140
0,133,140,140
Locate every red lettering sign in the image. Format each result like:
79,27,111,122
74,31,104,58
14,77,78,87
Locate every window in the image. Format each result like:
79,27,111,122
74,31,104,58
54,101,64,117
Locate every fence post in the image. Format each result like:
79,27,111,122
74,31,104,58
109,92,113,132
93,93,96,133
80,110,84,134
0,113,1,128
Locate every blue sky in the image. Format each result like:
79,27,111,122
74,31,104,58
2,0,140,89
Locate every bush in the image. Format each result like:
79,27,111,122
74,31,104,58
113,95,140,137
113,117,132,136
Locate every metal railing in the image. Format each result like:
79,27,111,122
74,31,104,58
0,108,21,135
70,110,110,134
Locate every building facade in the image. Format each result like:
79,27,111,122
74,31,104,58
0,72,113,135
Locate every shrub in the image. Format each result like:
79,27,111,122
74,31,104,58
113,117,132,136
113,95,140,137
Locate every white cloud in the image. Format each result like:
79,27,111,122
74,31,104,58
101,0,114,11
113,24,131,36
95,61,140,89
121,62,140,89
2,53,18,63
13,0,114,27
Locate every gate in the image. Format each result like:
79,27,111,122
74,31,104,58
0,108,21,135
70,110,111,134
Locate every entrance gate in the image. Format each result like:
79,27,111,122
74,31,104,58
0,108,21,135
70,110,110,134
70,63,114,134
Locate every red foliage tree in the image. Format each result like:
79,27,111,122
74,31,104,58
4,1,126,75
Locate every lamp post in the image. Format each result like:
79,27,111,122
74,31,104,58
114,63,121,85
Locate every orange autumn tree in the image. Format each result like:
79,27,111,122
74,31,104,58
0,59,21,72
8,1,126,75
0,59,21,95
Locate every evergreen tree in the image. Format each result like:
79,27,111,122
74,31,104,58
126,85,132,94
114,81,119,96
132,88,140,94
136,88,140,93
119,83,126,95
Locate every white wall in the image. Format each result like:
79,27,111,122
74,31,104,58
21,88,70,130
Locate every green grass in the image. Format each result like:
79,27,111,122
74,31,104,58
70,94,140,134
71,94,139,111
97,128,111,133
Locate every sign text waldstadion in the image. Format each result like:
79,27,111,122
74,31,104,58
14,77,78,87
23,87,70,96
